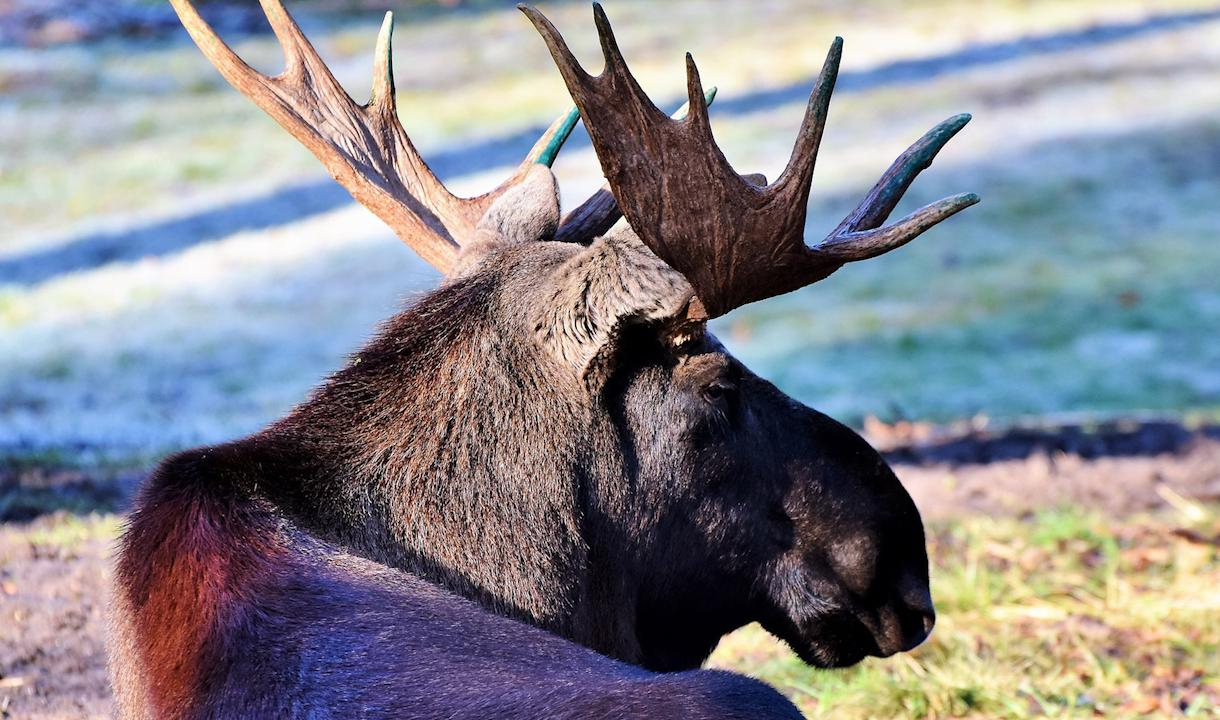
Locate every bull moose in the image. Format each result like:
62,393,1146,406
110,1,978,717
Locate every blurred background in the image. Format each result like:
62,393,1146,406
1,0,1219,718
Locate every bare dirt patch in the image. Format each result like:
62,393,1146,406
880,420,1220,520
0,514,114,720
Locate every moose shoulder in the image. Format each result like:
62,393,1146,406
111,1,978,717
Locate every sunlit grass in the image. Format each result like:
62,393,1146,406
0,511,119,555
709,503,1220,718
4,0,1220,453
17,512,121,551
4,0,1217,235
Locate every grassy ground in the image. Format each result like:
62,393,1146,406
3,489,1215,719
4,0,1215,236
3,0,1220,457
709,502,1220,718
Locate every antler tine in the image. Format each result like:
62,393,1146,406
591,4,626,76
831,114,974,234
683,54,713,133
590,4,672,126
772,37,842,201
258,0,320,75
521,3,674,148
370,11,396,112
817,192,979,261
815,115,979,261
170,0,583,273
520,5,594,98
530,107,583,168
169,0,268,92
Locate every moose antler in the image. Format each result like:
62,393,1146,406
521,4,979,318
169,0,582,273
555,87,717,245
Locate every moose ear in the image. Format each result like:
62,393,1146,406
455,164,561,272
532,221,701,386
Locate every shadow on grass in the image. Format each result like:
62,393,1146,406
0,460,140,522
0,0,591,50
4,6,1219,286
883,421,1220,467
2,420,1216,523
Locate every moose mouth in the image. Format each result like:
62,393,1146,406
785,610,883,669
767,596,932,669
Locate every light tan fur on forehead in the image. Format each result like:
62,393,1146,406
672,346,732,389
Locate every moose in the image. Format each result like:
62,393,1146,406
110,1,978,717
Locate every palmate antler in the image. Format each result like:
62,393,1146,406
521,4,979,319
169,0,584,273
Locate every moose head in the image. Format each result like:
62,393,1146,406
164,0,976,674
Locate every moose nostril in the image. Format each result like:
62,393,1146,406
900,608,935,652
895,575,935,649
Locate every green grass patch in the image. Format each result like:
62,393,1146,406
709,503,1220,718
20,512,122,551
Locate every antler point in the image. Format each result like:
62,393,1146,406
371,9,397,108
533,105,582,167
684,52,699,77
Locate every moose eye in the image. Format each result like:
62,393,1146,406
696,378,740,432
702,380,737,405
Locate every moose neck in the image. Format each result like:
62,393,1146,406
242,271,643,658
